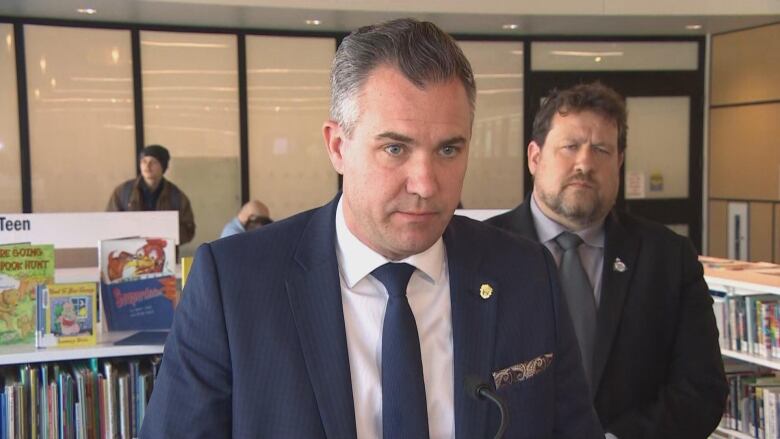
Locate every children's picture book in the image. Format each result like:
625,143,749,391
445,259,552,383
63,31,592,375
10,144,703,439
0,243,54,345
98,238,178,331
36,282,97,347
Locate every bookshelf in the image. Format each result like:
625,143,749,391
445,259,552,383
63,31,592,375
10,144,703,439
0,265,169,436
703,257,780,439
0,212,180,435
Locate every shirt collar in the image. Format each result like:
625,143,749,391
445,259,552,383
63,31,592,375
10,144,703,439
530,193,605,249
335,196,445,289
140,177,165,194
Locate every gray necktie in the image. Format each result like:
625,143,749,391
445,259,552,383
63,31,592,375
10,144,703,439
555,231,597,388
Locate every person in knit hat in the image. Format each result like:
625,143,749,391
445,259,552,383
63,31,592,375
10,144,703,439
107,144,196,244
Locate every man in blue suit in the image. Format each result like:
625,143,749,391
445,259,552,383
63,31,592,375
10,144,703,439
141,18,602,439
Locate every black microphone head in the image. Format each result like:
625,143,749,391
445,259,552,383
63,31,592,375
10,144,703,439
465,374,509,438
464,374,489,400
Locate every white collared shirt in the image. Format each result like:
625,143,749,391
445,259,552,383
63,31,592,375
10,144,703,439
335,198,455,439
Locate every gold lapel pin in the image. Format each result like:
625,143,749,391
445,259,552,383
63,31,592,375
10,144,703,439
479,284,493,299
613,258,627,273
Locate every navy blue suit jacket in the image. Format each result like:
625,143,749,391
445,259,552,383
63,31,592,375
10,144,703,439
140,196,602,438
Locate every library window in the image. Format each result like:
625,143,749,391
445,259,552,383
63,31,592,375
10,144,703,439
25,25,135,213
0,23,22,213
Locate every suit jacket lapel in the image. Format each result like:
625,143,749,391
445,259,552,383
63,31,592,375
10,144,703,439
592,211,639,391
445,218,499,439
501,199,540,242
286,196,357,439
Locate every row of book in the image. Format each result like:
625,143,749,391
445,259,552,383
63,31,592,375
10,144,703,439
712,292,780,359
0,356,161,439
723,359,780,438
0,238,180,349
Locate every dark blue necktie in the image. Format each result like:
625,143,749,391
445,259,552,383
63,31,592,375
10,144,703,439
372,262,430,439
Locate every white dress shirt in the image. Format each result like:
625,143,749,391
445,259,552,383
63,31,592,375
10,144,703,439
335,198,455,439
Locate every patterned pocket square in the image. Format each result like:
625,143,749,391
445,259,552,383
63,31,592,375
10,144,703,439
492,353,554,390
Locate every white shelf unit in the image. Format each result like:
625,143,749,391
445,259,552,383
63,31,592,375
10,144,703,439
721,349,780,371
0,266,169,365
706,275,780,297
0,330,164,366
0,265,171,366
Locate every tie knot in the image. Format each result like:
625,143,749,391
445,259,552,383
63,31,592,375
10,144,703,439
555,231,584,251
372,262,415,298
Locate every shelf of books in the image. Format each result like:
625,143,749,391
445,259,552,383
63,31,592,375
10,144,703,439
0,238,180,437
702,256,780,439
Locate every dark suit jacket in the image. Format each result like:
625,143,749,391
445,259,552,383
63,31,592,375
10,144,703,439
140,195,602,439
486,199,728,439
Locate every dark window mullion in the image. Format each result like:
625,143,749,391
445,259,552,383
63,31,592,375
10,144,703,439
131,29,144,174
237,33,249,205
14,23,31,213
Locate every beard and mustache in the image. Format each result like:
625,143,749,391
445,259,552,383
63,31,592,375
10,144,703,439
537,172,612,228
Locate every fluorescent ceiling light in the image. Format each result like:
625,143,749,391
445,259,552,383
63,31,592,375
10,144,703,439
142,69,236,75
71,77,132,82
248,68,329,74
550,50,623,57
141,41,229,48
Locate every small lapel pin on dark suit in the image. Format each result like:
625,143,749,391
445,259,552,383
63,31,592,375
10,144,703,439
613,258,627,273
479,284,493,299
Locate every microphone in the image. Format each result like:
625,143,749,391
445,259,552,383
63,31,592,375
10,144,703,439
464,375,508,439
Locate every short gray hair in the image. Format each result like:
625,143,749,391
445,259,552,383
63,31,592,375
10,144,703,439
330,18,476,136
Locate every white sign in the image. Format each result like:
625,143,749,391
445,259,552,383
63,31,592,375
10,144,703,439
625,171,646,199
0,211,179,249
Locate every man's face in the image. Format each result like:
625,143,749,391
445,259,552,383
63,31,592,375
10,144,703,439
324,65,471,260
140,155,164,187
528,110,623,231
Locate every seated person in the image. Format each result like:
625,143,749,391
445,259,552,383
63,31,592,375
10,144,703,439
220,200,273,238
